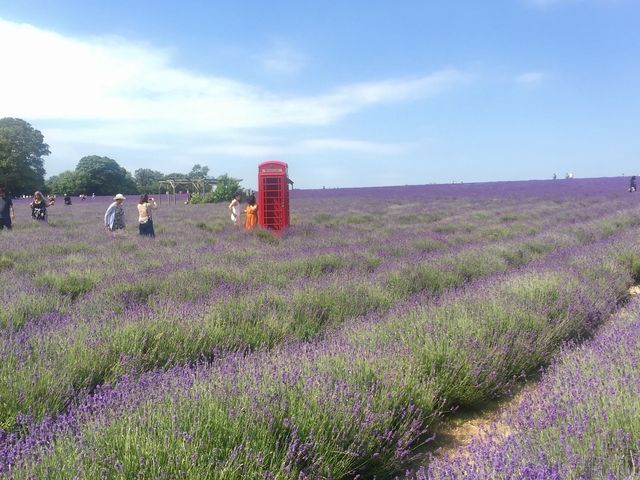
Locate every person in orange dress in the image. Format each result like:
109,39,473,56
244,194,258,230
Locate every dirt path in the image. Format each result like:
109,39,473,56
408,381,531,470
407,285,640,472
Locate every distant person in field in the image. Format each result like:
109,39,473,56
0,187,15,230
30,191,48,222
104,194,126,232
48,194,56,206
244,194,258,230
629,176,637,192
228,193,241,226
137,194,157,237
64,194,72,205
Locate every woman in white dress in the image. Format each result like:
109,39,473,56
228,193,241,226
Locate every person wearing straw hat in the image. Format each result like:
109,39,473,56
104,194,126,231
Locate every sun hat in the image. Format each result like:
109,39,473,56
113,194,126,200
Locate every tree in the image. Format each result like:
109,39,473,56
188,164,210,179
210,174,242,203
46,171,81,195
134,168,165,194
0,118,49,194
74,156,137,195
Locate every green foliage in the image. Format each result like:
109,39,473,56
194,221,224,233
45,170,81,195
254,228,279,244
47,156,138,195
36,271,98,300
0,254,15,270
187,164,210,178
313,213,333,223
0,292,67,329
190,173,242,204
0,117,49,194
75,156,137,195
134,168,164,194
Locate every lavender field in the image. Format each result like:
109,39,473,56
1,177,640,479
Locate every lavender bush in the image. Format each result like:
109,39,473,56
422,294,640,480
1,178,639,478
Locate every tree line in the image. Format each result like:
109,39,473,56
0,117,241,201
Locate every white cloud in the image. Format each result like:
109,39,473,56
515,71,549,86
188,137,411,157
258,40,306,75
295,138,407,154
0,18,467,133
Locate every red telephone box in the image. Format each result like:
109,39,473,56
258,161,291,231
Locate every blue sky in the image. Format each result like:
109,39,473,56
1,0,639,189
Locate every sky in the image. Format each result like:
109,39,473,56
1,0,639,189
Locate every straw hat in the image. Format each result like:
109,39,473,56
113,194,126,200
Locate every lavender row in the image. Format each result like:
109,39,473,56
421,291,640,479
1,197,638,433
3,229,639,478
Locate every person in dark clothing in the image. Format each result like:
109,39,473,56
30,191,48,221
629,176,637,192
0,187,15,230
64,194,72,205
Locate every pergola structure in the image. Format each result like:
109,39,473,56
158,177,218,204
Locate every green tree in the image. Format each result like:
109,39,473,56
210,173,242,202
0,118,50,194
45,170,81,195
74,155,137,195
188,164,210,179
134,168,165,194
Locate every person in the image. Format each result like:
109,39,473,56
137,194,157,237
244,194,258,230
104,194,126,232
48,194,56,206
64,194,72,205
228,193,241,226
0,187,15,230
629,176,637,192
30,191,48,221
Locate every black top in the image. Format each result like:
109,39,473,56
31,200,47,220
0,196,12,219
